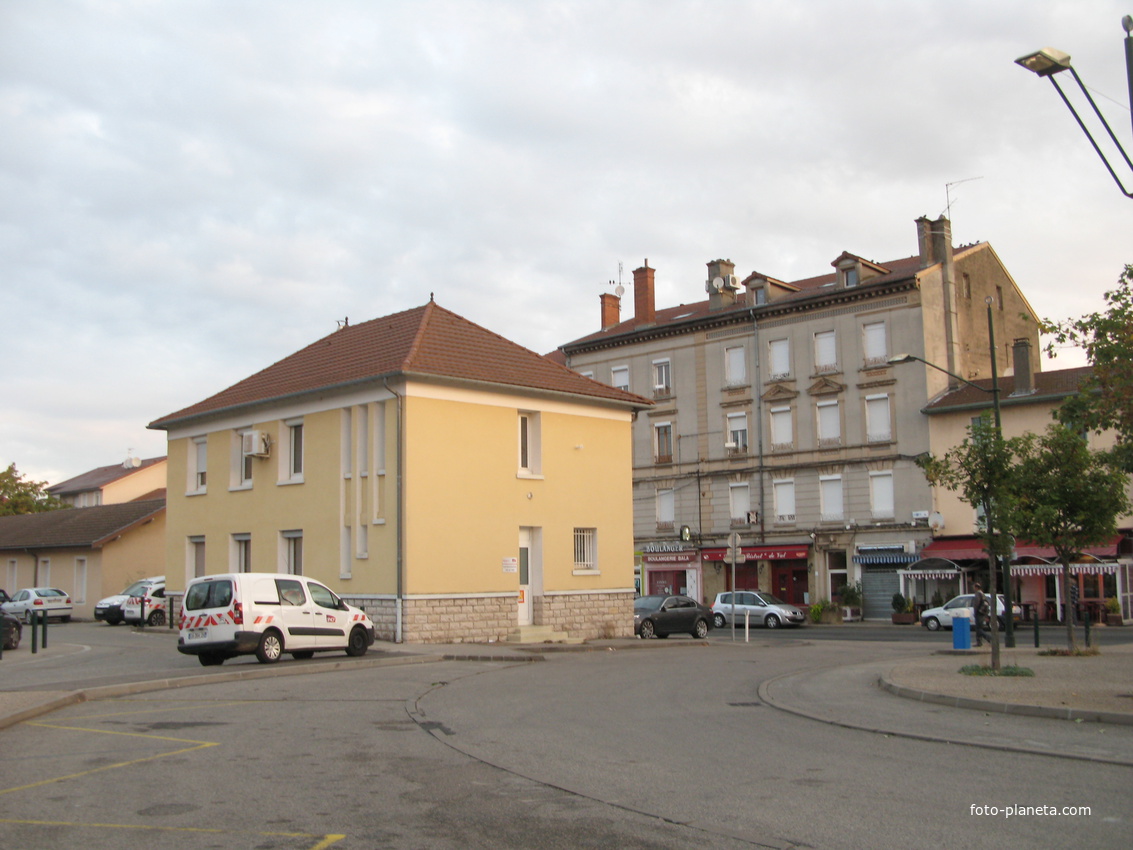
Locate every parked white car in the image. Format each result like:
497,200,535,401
178,573,376,666
1,587,72,624
920,594,1021,631
122,580,167,626
94,576,164,626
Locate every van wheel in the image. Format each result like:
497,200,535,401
147,610,166,627
256,629,284,664
198,653,225,667
345,627,369,657
292,650,315,660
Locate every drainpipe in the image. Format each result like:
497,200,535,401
383,377,405,643
750,308,766,542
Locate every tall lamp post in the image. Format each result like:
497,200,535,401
889,298,1015,652
1015,18,1133,199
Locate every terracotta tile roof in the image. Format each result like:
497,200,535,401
47,457,166,496
150,301,650,429
561,252,933,350
0,499,165,551
923,366,1093,412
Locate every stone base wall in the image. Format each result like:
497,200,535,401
344,592,635,643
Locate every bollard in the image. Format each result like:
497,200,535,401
40,609,48,649
1084,614,1092,648
140,595,146,629
1033,612,1040,648
31,613,38,654
744,610,750,643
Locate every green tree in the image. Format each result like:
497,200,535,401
917,416,1015,670
1042,264,1133,470
0,464,67,516
1004,424,1130,651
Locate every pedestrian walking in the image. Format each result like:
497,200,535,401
972,582,992,647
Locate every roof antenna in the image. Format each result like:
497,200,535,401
942,176,983,218
608,261,626,298
335,317,349,329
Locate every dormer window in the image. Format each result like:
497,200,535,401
841,264,859,288
752,287,767,305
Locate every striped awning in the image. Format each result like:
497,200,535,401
1013,563,1120,576
899,557,962,580
853,552,920,565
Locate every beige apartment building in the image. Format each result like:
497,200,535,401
556,216,1039,619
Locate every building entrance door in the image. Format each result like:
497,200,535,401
772,562,808,606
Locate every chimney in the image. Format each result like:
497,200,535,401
1011,338,1035,396
600,292,621,329
706,258,739,311
931,216,952,269
916,216,934,266
633,261,655,325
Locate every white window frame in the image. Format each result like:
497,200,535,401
725,345,746,386
773,479,796,523
817,399,841,447
611,366,629,392
278,418,304,483
654,422,674,463
820,475,844,522
729,482,751,526
232,533,251,573
189,536,206,580
656,488,675,530
73,557,87,604
726,412,748,452
189,436,208,494
652,359,671,395
357,405,369,476
281,530,303,575
233,430,254,489
815,330,838,374
866,394,892,443
769,338,791,380
863,321,888,368
518,411,542,477
870,471,895,519
342,407,353,476
573,527,598,573
770,406,793,451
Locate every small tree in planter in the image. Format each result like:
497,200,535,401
891,593,917,625
840,581,863,621
1105,597,1123,626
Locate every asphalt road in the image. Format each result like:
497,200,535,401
1,623,1130,849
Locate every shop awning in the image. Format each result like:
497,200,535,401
853,552,920,565
923,535,1123,563
898,557,963,579
701,543,810,561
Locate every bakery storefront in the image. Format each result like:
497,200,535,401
641,546,702,602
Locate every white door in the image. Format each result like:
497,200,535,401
518,528,533,626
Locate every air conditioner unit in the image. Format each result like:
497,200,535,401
904,540,918,554
242,430,271,458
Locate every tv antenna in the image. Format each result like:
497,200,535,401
609,261,626,297
943,176,983,218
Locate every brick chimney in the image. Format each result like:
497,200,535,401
1011,338,1035,396
600,292,621,329
633,261,655,325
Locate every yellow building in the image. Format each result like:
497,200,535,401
149,301,650,643
917,344,1132,623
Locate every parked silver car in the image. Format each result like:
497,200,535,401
711,591,807,629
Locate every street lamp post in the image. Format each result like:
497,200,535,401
889,312,1012,660
1015,19,1133,199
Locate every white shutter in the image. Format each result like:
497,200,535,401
726,346,746,385
817,400,840,443
863,322,887,362
820,476,843,520
769,339,790,379
871,472,894,518
774,480,795,521
815,331,837,371
866,395,891,442
770,407,792,446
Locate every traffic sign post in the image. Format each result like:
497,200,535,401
724,533,746,640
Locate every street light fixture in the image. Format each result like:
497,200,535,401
1015,20,1133,199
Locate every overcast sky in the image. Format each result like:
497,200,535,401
3,0,1131,485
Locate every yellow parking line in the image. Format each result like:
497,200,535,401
0,819,345,848
59,699,255,720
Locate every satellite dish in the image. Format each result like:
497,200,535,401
928,512,945,531
712,276,725,291
614,284,625,298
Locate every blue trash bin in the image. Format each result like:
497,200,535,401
953,615,972,650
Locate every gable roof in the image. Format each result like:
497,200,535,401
0,499,165,551
923,366,1093,413
47,457,166,497
150,301,650,429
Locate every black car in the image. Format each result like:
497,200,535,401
2,610,21,651
634,594,714,639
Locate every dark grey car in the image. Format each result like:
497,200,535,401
634,594,714,639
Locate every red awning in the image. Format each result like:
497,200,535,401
701,544,810,561
922,536,1122,562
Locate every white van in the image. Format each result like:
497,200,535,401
94,575,164,626
178,573,376,666
122,580,167,626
